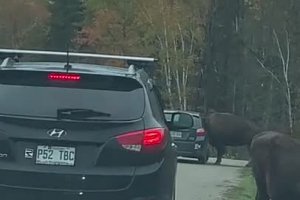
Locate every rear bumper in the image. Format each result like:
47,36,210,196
0,158,176,200
174,140,207,158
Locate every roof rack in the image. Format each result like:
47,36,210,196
0,49,158,74
0,49,157,62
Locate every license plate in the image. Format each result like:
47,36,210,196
36,146,75,166
171,131,182,138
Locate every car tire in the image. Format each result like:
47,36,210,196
198,139,210,164
198,156,207,164
198,148,209,164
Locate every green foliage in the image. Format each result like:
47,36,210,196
1,0,300,134
0,0,49,48
224,169,256,200
204,0,300,135
76,0,210,110
47,0,86,51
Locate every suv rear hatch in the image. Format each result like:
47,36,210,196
165,112,206,142
0,70,149,191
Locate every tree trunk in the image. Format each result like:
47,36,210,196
175,69,183,110
232,80,236,113
286,85,293,135
273,29,293,135
265,77,274,129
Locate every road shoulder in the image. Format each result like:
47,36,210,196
176,158,249,200
223,168,256,200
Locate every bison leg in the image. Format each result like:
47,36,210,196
245,160,252,167
215,145,226,165
245,145,252,167
253,164,269,200
255,189,269,200
254,178,269,200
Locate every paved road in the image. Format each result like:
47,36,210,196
176,158,248,200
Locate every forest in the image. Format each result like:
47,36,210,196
1,0,300,136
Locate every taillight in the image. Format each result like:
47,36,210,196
143,128,165,146
116,128,167,153
116,130,144,152
48,73,81,81
196,128,207,137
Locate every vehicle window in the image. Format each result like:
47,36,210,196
172,113,194,128
164,113,172,122
193,116,203,128
0,71,145,121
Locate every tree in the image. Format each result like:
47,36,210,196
0,0,49,48
203,0,244,113
203,0,300,135
137,0,209,110
242,0,298,135
77,0,210,110
47,0,86,51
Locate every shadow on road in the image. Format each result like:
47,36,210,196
177,158,199,165
177,157,248,168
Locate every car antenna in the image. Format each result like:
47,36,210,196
64,48,72,72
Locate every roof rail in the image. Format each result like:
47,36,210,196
128,65,136,74
0,49,157,62
0,57,15,67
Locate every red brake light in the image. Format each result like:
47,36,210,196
196,128,207,137
48,73,81,81
143,128,165,146
116,128,167,152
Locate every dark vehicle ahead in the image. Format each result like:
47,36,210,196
0,49,177,200
164,110,209,164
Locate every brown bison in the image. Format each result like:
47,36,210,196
204,112,260,165
250,131,300,200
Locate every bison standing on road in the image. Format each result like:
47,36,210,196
204,112,260,165
250,131,300,200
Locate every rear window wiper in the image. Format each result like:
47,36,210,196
57,108,111,120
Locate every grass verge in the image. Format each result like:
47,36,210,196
224,168,256,200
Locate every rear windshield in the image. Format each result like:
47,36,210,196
164,112,194,128
164,112,203,128
0,70,145,121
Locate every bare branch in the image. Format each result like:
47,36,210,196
184,65,189,86
189,30,194,55
178,23,185,53
173,35,177,53
175,69,182,109
273,29,286,72
138,3,164,47
285,29,290,77
256,57,281,84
